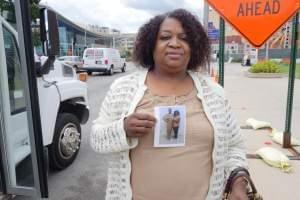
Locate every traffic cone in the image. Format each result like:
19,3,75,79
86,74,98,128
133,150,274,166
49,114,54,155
211,68,218,83
215,73,219,83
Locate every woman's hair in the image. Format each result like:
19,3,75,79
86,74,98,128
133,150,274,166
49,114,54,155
174,110,180,116
133,8,211,70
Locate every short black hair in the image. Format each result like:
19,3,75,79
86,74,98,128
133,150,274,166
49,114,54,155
133,8,211,70
174,110,180,116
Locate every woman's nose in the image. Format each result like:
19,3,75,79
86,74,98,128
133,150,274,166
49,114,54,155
168,37,180,48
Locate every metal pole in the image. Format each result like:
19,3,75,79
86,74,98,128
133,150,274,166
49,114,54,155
203,1,209,30
84,30,86,47
218,17,225,87
265,40,269,60
283,12,299,148
113,36,115,49
71,38,74,56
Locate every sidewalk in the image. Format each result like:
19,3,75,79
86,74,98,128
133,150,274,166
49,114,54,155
223,63,300,200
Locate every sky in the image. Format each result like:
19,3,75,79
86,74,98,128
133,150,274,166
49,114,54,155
40,0,204,33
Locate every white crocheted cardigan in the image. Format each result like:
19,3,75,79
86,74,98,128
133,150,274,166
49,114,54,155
90,70,247,200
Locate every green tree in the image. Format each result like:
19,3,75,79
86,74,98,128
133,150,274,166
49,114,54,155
0,0,41,46
30,0,42,48
32,30,41,46
0,0,15,23
0,0,40,21
125,50,132,60
30,0,40,21
0,0,8,15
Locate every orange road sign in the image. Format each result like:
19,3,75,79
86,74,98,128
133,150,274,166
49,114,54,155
206,0,300,47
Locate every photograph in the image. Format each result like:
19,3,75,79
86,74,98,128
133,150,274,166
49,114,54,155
154,105,186,147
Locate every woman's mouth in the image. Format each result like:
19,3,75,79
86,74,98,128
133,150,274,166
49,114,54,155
166,52,183,60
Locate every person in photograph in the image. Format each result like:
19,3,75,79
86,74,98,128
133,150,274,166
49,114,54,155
91,8,248,200
163,108,173,139
172,110,180,139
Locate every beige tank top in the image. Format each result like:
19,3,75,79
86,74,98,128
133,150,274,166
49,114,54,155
130,88,214,200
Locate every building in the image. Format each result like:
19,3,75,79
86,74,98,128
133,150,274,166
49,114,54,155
208,8,245,61
111,28,121,35
115,33,136,52
41,5,115,57
87,25,121,35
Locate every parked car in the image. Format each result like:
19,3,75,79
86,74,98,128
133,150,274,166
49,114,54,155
58,56,83,71
82,48,126,75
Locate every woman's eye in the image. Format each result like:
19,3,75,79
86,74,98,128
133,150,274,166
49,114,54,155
160,36,171,40
179,35,188,40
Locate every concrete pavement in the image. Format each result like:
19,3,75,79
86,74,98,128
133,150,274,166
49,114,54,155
221,63,300,200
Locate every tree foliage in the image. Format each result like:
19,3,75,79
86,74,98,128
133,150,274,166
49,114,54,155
0,0,40,20
30,0,40,20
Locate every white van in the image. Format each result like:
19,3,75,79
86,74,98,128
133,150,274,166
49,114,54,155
82,48,126,75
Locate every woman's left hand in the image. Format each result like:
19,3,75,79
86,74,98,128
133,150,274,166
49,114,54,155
228,177,248,200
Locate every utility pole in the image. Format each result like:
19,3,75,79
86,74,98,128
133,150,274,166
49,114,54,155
113,35,115,49
203,1,210,72
71,38,74,56
203,1,209,30
265,40,269,60
84,30,86,48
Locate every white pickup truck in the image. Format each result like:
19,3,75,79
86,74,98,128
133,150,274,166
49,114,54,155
0,9,89,176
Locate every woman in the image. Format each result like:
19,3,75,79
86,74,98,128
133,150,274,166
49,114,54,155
163,108,174,139
91,9,248,200
172,110,180,139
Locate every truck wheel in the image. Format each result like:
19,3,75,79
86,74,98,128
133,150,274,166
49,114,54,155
49,113,81,170
121,63,126,73
108,66,114,75
87,71,92,75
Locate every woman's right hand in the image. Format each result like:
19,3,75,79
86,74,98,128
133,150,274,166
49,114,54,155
124,113,156,138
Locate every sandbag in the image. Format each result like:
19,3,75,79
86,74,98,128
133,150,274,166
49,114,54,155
246,118,271,130
256,147,292,173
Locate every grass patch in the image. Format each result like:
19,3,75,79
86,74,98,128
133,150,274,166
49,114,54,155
278,64,300,79
249,61,280,73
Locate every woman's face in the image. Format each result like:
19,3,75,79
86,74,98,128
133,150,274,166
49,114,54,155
153,17,191,73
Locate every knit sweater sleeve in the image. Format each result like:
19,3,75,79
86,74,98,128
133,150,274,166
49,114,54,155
90,81,137,154
206,78,248,177
224,96,248,177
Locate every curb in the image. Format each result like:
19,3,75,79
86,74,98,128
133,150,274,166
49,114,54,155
244,71,287,78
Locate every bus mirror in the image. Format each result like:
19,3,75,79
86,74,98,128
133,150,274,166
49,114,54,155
40,8,59,56
38,8,59,75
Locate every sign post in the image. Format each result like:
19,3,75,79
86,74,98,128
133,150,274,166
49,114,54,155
218,18,225,86
283,12,299,148
205,0,300,149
